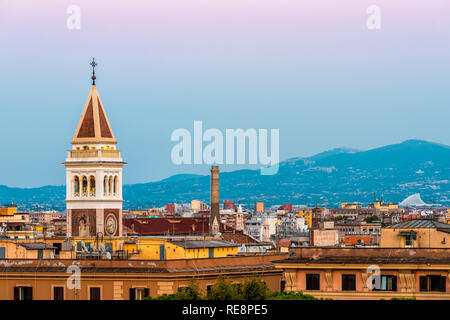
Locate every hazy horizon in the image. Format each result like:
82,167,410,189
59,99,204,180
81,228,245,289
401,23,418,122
0,138,447,189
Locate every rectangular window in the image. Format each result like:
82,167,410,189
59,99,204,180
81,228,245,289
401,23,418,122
159,244,165,260
280,280,286,293
52,243,62,255
342,274,356,291
306,274,320,291
14,286,33,300
53,286,64,300
89,287,101,300
129,288,149,300
420,275,446,292
372,275,397,291
105,243,113,252
206,285,213,295
405,235,413,247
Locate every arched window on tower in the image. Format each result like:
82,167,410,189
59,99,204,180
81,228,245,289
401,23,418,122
89,176,96,197
73,176,80,197
113,176,118,195
104,176,107,196
82,176,88,196
108,176,113,194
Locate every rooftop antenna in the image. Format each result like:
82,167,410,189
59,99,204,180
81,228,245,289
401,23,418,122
90,57,98,85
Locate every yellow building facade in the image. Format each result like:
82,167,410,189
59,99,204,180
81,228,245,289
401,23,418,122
0,206,17,216
380,220,450,248
65,236,238,260
297,209,312,228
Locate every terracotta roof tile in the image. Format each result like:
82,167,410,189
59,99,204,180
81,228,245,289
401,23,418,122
72,85,116,144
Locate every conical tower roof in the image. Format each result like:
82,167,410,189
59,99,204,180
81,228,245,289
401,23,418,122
71,85,117,145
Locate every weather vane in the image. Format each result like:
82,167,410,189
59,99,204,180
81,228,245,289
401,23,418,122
90,57,98,85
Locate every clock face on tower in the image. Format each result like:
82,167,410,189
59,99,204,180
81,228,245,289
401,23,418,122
105,213,118,235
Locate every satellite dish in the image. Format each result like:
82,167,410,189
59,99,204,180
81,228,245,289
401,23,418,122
99,243,105,252
50,251,55,259
106,252,112,260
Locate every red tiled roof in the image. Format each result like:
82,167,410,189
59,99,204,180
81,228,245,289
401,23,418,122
77,97,95,138
220,232,258,244
72,85,117,144
278,238,291,247
123,217,211,235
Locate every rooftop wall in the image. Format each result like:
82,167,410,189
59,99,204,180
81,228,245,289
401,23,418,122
282,247,450,264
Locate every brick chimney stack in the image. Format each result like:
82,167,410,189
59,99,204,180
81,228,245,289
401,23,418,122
210,166,220,234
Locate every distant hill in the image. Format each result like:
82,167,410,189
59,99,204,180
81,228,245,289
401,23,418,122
160,174,205,183
305,147,360,161
0,140,448,210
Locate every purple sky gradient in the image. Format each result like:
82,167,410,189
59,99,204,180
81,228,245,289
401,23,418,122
0,0,449,187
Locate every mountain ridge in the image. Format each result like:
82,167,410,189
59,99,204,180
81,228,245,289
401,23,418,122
1,139,448,210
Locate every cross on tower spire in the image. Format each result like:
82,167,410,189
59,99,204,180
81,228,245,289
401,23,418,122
90,57,98,85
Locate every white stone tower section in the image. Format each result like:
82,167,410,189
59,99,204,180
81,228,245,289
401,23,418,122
235,204,244,231
63,74,126,238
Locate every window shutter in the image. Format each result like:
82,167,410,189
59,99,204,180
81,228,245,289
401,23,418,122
129,288,135,300
392,276,398,292
419,276,427,291
306,275,311,290
54,287,64,300
440,276,446,292
144,288,149,298
314,274,320,290
13,287,19,300
25,287,33,300
90,287,100,300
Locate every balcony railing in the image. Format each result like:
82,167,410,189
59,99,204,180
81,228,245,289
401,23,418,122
67,149,121,159
73,192,119,199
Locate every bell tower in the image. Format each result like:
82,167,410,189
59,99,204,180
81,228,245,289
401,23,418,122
64,59,126,237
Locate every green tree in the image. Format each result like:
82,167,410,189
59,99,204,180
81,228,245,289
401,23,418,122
145,279,203,300
207,275,242,300
364,215,380,223
176,279,202,300
268,291,318,300
242,276,269,300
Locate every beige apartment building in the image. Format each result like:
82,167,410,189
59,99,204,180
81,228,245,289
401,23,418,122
0,254,285,300
274,247,450,300
380,220,450,248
